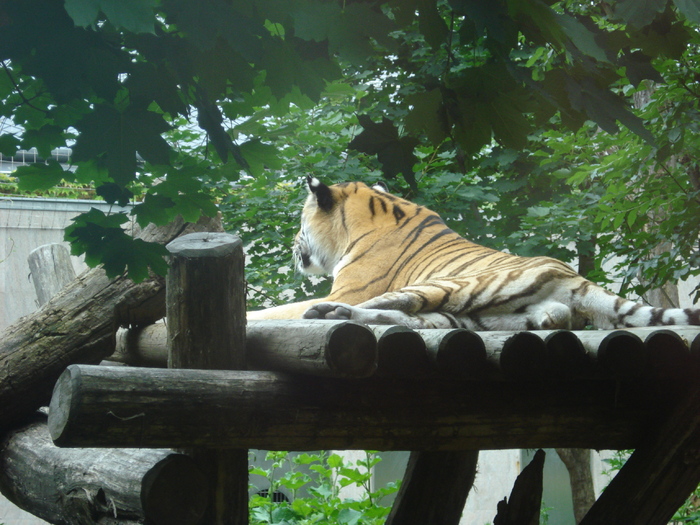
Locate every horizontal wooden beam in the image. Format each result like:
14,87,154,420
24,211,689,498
48,364,676,451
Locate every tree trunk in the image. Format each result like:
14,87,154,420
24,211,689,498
0,412,208,525
0,215,221,432
556,448,595,523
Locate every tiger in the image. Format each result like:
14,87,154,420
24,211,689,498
247,176,700,330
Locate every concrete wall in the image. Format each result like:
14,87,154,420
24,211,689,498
0,196,126,524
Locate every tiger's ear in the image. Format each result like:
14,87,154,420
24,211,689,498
372,181,388,192
306,175,334,212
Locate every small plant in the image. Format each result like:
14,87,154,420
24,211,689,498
249,450,400,524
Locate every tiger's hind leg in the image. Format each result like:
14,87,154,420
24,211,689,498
303,302,465,329
475,301,573,330
303,299,573,330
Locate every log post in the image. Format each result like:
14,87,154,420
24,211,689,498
165,231,247,525
0,215,222,432
27,243,77,307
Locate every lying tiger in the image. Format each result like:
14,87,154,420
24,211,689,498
248,176,700,330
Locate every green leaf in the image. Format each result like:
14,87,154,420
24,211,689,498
327,453,343,468
614,0,668,28
65,209,168,280
20,125,65,158
239,139,283,177
65,0,157,33
0,134,21,156
673,0,700,23
15,160,70,191
337,508,363,525
72,102,171,186
557,13,609,62
349,115,419,188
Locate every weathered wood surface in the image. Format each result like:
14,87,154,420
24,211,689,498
385,450,478,525
111,324,700,380
372,325,430,377
27,243,76,307
493,449,545,525
115,320,378,377
0,412,208,525
247,320,377,377
48,364,671,451
166,231,248,525
0,215,222,432
580,379,700,524
556,448,595,523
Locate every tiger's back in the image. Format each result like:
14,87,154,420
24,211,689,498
250,177,700,331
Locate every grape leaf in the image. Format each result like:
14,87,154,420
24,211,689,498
15,160,71,191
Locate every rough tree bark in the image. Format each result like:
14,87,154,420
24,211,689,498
0,412,208,525
556,448,595,523
0,215,222,432
166,232,248,525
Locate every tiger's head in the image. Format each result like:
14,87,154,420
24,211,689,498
293,176,391,276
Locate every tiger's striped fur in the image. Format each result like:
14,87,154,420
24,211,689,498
248,177,700,330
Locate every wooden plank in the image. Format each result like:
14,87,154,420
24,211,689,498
580,381,700,524
166,231,248,525
48,365,666,451
385,451,478,525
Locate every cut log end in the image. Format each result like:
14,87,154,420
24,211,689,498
47,365,78,445
326,322,378,377
166,232,242,258
141,454,209,525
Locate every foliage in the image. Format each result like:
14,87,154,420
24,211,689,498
249,450,399,525
2,0,699,284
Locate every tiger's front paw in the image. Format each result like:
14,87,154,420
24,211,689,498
303,302,354,320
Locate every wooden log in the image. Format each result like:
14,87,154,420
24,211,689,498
48,364,660,451
27,243,77,307
166,231,245,370
545,330,594,379
493,449,545,525
113,320,378,377
385,450,478,525
0,412,208,525
417,328,494,379
0,215,222,432
645,329,692,379
372,325,429,377
114,323,168,367
166,231,247,525
587,330,647,378
580,381,700,524
248,320,377,377
498,332,548,380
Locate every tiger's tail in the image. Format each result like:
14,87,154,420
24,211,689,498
575,282,700,329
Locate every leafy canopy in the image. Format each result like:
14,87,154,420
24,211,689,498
0,0,698,286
